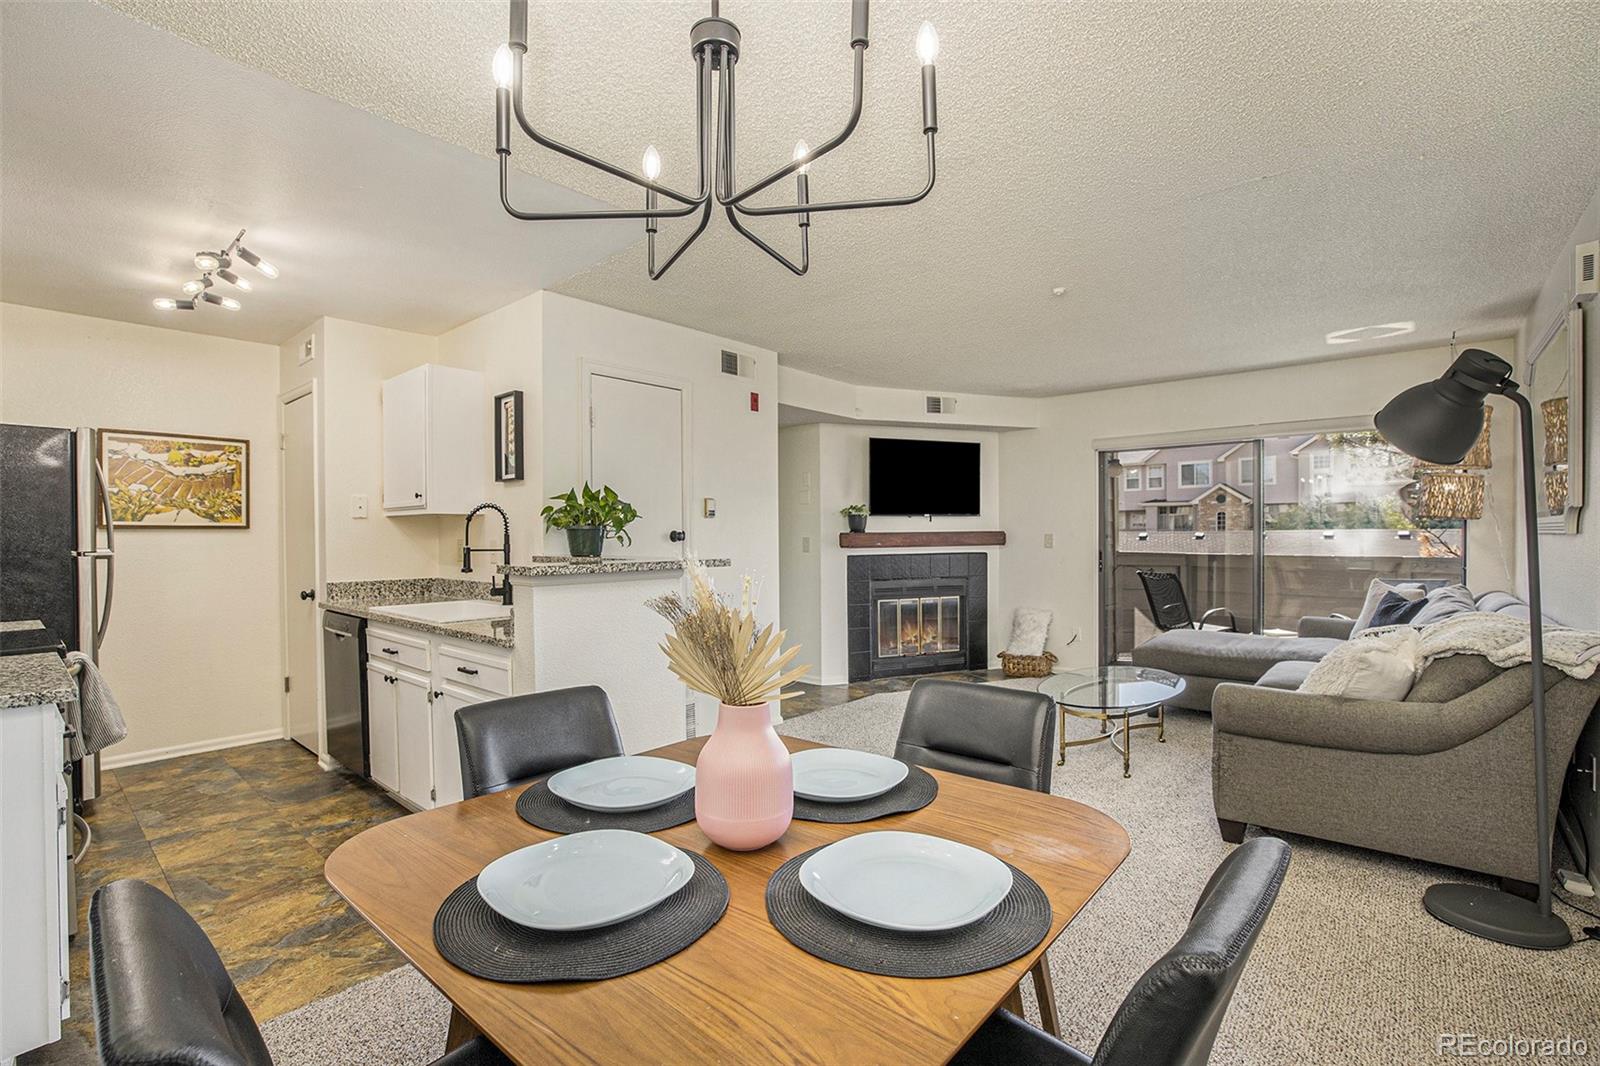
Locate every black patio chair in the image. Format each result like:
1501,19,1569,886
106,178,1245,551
1136,570,1237,632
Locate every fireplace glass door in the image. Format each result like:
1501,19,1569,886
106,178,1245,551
876,596,961,658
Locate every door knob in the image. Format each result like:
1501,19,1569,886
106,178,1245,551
299,589,315,600
669,529,687,542
414,492,424,499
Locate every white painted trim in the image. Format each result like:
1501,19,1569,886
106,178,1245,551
578,358,696,558
100,728,287,770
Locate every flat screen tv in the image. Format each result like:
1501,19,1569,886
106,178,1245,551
868,438,981,516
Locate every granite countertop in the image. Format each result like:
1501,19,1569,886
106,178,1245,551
0,619,76,709
498,556,732,578
319,579,514,649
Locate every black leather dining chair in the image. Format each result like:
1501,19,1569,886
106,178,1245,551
893,678,1060,1026
89,878,510,1066
455,685,625,799
894,678,1056,794
951,836,1292,1066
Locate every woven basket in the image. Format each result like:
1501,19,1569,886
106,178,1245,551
999,651,1057,679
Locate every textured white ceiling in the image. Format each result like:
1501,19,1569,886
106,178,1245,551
0,1,636,345
39,1,1600,390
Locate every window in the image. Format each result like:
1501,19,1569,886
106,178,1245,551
1262,455,1277,485
1156,506,1193,532
1239,456,1254,485
1124,467,1142,490
1311,452,1332,473
1179,461,1212,487
1123,511,1147,531
1146,464,1165,490
1216,512,1227,531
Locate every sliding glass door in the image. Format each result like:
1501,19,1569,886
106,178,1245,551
1099,429,1465,663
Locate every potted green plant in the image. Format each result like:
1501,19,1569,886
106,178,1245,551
840,504,869,533
540,483,640,558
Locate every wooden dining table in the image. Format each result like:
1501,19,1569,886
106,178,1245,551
325,735,1130,1065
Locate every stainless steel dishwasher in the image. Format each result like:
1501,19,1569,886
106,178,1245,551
322,611,368,777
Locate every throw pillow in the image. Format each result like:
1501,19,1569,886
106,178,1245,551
1005,608,1052,657
1351,579,1427,633
1368,590,1428,628
1298,628,1421,701
1409,584,1478,626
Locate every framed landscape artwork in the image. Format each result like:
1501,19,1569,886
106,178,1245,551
99,429,250,528
495,389,525,481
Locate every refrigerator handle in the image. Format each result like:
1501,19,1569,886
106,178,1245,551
93,457,115,649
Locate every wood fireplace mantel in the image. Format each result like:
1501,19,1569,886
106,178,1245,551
838,531,1007,548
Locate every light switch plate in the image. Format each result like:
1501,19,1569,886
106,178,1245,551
351,494,368,519
300,335,316,365
703,497,717,518
1043,533,1055,548
801,535,812,554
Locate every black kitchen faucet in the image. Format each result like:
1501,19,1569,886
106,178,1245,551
462,502,512,605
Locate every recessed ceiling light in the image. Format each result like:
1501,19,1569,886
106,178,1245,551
1325,321,1415,345
1051,287,1066,297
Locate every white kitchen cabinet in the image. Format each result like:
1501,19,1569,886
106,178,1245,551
381,363,486,514
393,669,434,809
431,683,484,807
365,661,399,792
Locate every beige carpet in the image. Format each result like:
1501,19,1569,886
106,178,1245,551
264,680,1600,1064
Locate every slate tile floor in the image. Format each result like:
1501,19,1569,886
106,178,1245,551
26,667,1008,1064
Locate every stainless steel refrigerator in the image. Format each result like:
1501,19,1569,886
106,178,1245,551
0,423,115,801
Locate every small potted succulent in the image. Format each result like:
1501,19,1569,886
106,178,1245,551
840,503,869,533
540,483,640,558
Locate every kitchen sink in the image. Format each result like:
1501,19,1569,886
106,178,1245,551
372,600,512,624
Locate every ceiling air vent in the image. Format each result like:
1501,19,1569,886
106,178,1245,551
1577,240,1598,302
925,395,955,414
720,350,755,377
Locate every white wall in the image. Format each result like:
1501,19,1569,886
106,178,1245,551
437,291,545,564
539,292,781,629
779,365,1041,429
777,424,823,680
779,422,1003,684
1,303,284,763
997,340,1521,667
1519,186,1599,629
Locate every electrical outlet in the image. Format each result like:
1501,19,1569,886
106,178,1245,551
801,535,812,554
1043,533,1055,549
300,335,316,365
351,494,368,519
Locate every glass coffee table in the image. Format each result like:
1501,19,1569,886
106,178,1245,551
1039,667,1186,779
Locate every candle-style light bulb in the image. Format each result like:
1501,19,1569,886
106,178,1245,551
642,144,662,181
793,139,811,175
916,21,940,65
493,45,515,89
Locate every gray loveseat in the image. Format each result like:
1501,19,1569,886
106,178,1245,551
1210,593,1600,886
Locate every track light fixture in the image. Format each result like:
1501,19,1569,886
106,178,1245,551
154,228,277,312
493,0,941,279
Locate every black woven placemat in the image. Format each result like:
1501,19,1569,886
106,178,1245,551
516,778,697,833
791,765,938,824
433,852,728,982
765,845,1051,978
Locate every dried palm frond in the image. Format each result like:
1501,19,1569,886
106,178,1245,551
647,559,810,706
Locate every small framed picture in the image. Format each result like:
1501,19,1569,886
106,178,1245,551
495,390,524,482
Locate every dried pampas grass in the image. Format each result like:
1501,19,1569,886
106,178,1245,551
648,560,810,707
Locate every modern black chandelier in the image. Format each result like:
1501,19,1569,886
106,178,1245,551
152,229,278,312
492,0,940,279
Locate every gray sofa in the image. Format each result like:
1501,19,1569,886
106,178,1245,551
1130,621,1348,712
1210,593,1600,886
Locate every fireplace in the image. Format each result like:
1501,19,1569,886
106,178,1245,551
847,553,987,681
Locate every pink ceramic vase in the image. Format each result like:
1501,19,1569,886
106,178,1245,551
695,702,793,850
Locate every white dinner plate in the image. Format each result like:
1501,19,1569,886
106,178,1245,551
476,830,694,931
791,748,910,802
547,756,696,812
799,831,1013,932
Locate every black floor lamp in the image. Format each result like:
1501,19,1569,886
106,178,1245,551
1375,348,1571,950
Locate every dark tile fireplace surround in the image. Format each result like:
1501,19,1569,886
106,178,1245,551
847,552,988,682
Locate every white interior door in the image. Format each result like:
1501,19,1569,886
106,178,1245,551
282,393,319,753
588,373,686,557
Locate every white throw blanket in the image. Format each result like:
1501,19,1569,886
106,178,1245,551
1359,612,1600,680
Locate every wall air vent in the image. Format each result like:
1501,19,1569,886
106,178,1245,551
925,395,955,415
720,350,755,377
1577,240,1598,302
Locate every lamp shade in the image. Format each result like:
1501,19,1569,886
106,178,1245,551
1374,349,1512,464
